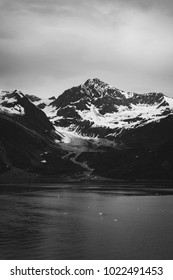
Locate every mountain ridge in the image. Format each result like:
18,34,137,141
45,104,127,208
44,78,173,138
1,78,173,182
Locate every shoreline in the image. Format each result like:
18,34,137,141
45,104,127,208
0,181,173,196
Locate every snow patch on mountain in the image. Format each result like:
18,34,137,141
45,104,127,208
120,91,135,99
75,102,171,130
164,96,173,108
31,97,57,118
0,90,25,115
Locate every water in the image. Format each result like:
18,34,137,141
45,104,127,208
0,183,173,260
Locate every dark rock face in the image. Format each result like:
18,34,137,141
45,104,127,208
13,90,54,133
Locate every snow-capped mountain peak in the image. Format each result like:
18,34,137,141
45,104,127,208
48,79,173,138
0,90,26,115
0,89,57,118
1,79,173,140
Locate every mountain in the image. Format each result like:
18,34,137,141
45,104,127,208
1,79,173,182
48,78,173,139
0,90,85,182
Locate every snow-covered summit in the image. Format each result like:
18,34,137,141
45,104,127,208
49,79,173,138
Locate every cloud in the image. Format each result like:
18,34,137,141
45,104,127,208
0,0,173,97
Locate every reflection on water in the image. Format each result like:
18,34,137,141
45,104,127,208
0,183,173,259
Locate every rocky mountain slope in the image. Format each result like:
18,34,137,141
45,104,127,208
1,79,173,182
0,90,84,182
45,78,173,139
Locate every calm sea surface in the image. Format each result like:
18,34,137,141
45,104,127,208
0,182,173,260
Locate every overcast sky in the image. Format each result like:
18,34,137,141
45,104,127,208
0,0,173,97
